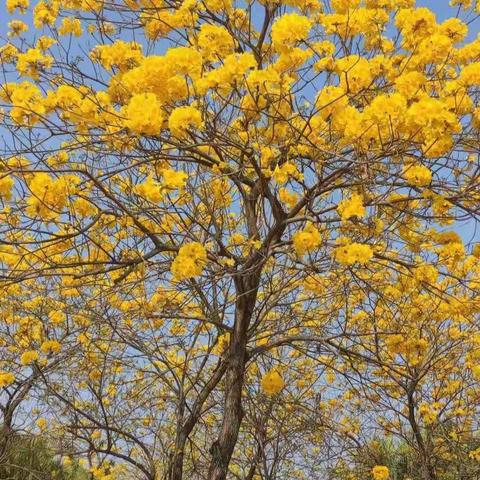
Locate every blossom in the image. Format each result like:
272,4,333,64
91,41,143,72
271,13,312,53
168,106,203,138
36,418,48,430
21,350,39,365
40,339,61,354
403,164,432,187
8,20,28,38
16,48,53,79
335,55,373,93
334,242,373,265
197,24,235,61
337,193,366,220
171,242,207,281
372,465,389,480
162,169,188,190
123,93,164,136
261,369,285,395
33,0,59,29
292,223,321,256
0,371,15,388
0,175,14,200
134,175,164,203
58,17,83,37
6,0,29,13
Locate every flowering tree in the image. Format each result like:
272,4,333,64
1,0,480,479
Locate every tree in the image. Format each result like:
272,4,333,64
0,430,89,480
0,0,480,479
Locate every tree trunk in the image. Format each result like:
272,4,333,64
168,430,186,480
407,387,437,480
207,274,259,480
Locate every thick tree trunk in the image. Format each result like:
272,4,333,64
168,430,186,480
207,274,259,480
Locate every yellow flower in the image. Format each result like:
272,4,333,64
334,242,373,265
372,465,389,480
261,369,285,396
471,365,480,380
40,339,61,354
271,13,312,53
337,193,366,220
21,350,39,365
335,55,373,94
171,242,207,281
49,310,66,324
33,0,59,28
168,106,203,138
0,372,15,388
161,169,188,190
402,164,432,187
0,175,14,200
197,24,235,61
292,223,322,256
6,0,29,13
36,418,48,430
8,20,28,38
91,40,143,72
16,48,53,79
58,17,83,37
123,93,164,136
134,175,164,203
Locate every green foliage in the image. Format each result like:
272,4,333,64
331,434,480,480
0,430,89,480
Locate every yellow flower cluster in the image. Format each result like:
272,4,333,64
469,447,480,461
402,164,432,187
1,81,45,126
385,334,428,366
91,41,143,72
0,174,14,200
33,0,59,29
271,13,312,53
21,350,39,365
292,223,321,256
6,0,29,14
334,242,373,266
335,55,373,94
123,93,164,136
337,193,366,221
40,339,61,354
261,369,285,396
419,402,440,425
58,17,83,37
141,0,198,40
0,371,15,388
273,162,302,184
168,106,203,138
162,169,188,190
0,43,19,63
372,465,389,480
16,48,53,79
171,242,207,281
27,172,79,221
8,20,28,38
197,24,235,61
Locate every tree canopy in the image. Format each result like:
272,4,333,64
0,0,480,479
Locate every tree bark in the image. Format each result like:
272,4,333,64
207,273,260,480
407,386,437,480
